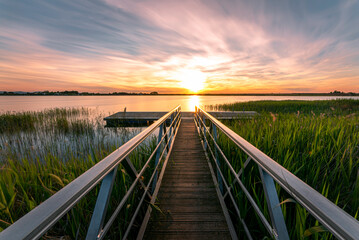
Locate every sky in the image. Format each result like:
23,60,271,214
0,0,359,94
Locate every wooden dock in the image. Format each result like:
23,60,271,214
104,111,257,126
144,119,232,239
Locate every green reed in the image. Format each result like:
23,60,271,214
0,108,90,134
208,99,359,239
206,99,359,115
0,108,158,239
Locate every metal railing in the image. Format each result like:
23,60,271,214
194,106,359,240
0,105,182,240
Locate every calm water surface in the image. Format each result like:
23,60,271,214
1,95,358,113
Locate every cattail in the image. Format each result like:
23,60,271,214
270,112,276,122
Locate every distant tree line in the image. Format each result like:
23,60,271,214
0,91,159,96
0,90,358,96
329,90,358,96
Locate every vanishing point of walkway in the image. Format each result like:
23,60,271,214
145,119,232,239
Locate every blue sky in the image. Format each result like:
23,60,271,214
1,0,358,93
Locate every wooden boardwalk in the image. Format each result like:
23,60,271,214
145,119,232,240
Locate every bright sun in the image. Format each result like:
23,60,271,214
176,69,206,93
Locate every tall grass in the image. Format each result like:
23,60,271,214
0,108,89,134
209,100,359,239
0,108,158,239
207,99,359,115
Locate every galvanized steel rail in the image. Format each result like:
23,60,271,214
194,106,359,240
0,105,181,240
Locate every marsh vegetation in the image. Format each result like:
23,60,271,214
207,99,359,239
1,100,358,239
0,108,158,238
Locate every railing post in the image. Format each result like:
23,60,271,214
168,113,174,147
199,109,203,132
86,166,118,240
122,157,152,199
163,123,169,153
152,123,164,193
195,107,198,125
203,114,207,150
258,167,289,240
212,123,223,194
196,108,201,130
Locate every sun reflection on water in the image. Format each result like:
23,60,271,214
189,95,200,111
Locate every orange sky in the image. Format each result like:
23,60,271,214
1,0,359,93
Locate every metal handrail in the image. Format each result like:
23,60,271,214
0,105,182,240
194,106,359,240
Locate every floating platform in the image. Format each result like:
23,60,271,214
104,111,257,127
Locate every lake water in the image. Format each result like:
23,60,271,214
1,95,358,113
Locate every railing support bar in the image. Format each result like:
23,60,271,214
258,166,289,240
196,108,201,131
86,166,118,240
163,123,169,153
224,156,252,198
121,157,152,199
152,123,164,193
203,115,207,150
168,113,174,147
212,123,223,194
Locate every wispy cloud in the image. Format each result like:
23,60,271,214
0,0,359,93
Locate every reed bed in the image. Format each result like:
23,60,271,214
0,108,157,239
0,108,90,134
208,99,359,239
2,100,358,239
206,99,359,115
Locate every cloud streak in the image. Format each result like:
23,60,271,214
0,0,359,93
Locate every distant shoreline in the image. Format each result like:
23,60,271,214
1,90,358,97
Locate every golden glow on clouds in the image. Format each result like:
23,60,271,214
1,1,359,93
154,55,232,93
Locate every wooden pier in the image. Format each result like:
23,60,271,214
144,119,232,239
104,111,257,126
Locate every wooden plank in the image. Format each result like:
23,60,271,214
144,119,232,239
150,212,226,221
148,221,229,231
146,232,232,240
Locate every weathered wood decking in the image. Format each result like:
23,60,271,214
144,119,232,239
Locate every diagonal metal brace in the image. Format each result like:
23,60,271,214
258,166,289,240
152,123,164,193
223,156,252,198
163,123,169,153
212,124,223,194
86,166,118,240
121,157,152,199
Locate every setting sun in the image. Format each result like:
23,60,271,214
176,69,206,93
